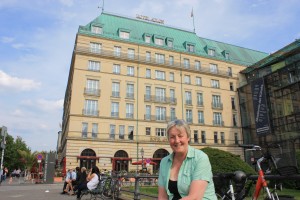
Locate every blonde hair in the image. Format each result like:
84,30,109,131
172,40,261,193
81,167,86,172
166,119,191,140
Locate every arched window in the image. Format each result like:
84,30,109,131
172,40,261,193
113,150,129,172
79,148,97,169
153,149,169,173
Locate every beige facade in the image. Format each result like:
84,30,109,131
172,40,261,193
58,13,267,174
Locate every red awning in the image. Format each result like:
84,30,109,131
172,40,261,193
76,156,100,160
132,160,157,166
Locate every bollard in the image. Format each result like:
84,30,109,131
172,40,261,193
133,174,140,200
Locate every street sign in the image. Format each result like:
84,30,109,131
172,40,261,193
38,160,42,163
37,154,43,160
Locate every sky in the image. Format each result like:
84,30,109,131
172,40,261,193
0,0,300,152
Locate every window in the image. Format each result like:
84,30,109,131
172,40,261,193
145,105,151,120
156,128,166,136
110,124,116,139
212,95,222,108
195,77,202,86
155,38,164,46
119,125,125,139
186,109,192,123
214,132,218,144
145,36,151,43
127,66,134,76
84,100,98,116
90,42,101,54
213,112,223,126
210,64,218,73
208,49,215,56
201,131,206,143
183,58,190,69
231,97,236,109
155,70,166,80
211,80,220,88
86,79,99,96
185,91,192,105
170,107,176,121
156,106,166,121
225,53,230,60
146,127,151,135
146,51,151,62
88,60,100,71
126,103,134,118
111,102,119,117
167,40,173,48
197,93,203,106
82,122,88,138
113,64,120,74
128,48,135,59
112,82,120,97
221,132,225,144
128,126,134,140
198,111,204,124
230,82,234,91
170,89,175,103
169,56,174,65
155,87,166,102
92,123,98,138
120,31,129,39
126,84,134,99
184,75,191,84
155,53,165,64
91,26,102,34
195,61,201,70
146,69,151,78
228,67,232,76
187,44,194,52
234,133,239,144
114,46,121,57
194,130,199,143
233,114,237,126
169,72,174,82
145,86,151,100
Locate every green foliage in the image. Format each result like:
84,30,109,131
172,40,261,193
17,150,38,171
201,147,256,174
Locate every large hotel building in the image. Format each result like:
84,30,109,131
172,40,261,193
57,12,268,173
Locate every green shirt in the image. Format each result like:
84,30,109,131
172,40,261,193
158,146,217,200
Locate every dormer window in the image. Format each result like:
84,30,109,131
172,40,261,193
155,38,164,46
208,49,215,56
166,38,174,48
118,28,131,39
222,50,230,60
91,26,103,34
145,36,151,43
184,42,195,52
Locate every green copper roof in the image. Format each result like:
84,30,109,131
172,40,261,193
78,12,268,66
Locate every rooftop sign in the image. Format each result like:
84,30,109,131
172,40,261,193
136,14,164,24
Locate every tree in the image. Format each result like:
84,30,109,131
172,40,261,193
17,150,37,180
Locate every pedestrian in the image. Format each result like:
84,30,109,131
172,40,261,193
158,119,217,200
61,169,71,194
76,166,100,200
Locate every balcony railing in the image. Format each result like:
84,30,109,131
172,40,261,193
185,100,192,105
84,88,101,96
75,45,234,78
143,115,175,122
82,109,99,116
197,101,204,107
126,93,134,99
112,91,120,97
144,95,177,104
213,120,224,126
212,102,223,109
111,112,119,118
126,113,134,119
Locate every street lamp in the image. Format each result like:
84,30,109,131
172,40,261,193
140,147,144,171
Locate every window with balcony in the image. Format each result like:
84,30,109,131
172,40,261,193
146,51,151,62
146,69,151,78
156,106,166,121
198,111,204,124
221,132,225,144
119,125,125,139
110,124,116,139
86,79,99,96
211,79,220,88
146,127,151,135
92,123,98,138
155,128,166,137
155,70,166,80
197,93,203,106
210,64,218,74
186,109,193,123
90,42,101,54
126,84,134,99
128,48,135,59
183,58,190,69
112,82,120,97
155,53,165,64
169,56,174,65
88,60,100,71
126,103,134,119
201,131,206,143
185,91,192,105
155,87,166,102
91,26,102,34
111,102,119,117
145,105,151,120
212,95,222,109
127,66,134,76
195,77,202,86
169,72,174,82
119,31,129,39
213,112,223,126
82,122,88,138
214,132,218,143
145,86,151,100
114,46,121,57
195,60,201,70
128,126,134,140
184,75,191,84
113,64,120,74
170,107,176,121
170,89,176,103
84,100,98,116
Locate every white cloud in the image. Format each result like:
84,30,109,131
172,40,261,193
12,43,25,49
0,70,41,91
36,99,64,112
1,36,14,43
12,109,25,117
59,0,74,7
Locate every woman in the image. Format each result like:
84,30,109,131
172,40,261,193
69,167,87,195
76,166,100,200
158,119,217,200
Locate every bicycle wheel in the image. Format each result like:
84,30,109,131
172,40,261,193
216,193,223,200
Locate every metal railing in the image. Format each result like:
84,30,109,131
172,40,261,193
144,95,177,104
